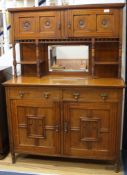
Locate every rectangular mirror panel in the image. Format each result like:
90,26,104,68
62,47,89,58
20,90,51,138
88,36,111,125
48,45,89,73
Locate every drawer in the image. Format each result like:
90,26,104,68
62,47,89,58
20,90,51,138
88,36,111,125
62,88,120,102
9,87,61,100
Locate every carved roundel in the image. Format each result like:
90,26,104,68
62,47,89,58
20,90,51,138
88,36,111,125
44,20,51,28
101,18,109,28
79,19,85,28
23,21,31,31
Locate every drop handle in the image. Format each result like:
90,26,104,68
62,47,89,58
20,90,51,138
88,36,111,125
19,91,25,98
55,124,60,132
64,122,68,133
100,93,108,100
73,92,80,100
43,92,50,99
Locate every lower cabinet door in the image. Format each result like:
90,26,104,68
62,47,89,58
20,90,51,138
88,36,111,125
63,102,118,160
11,99,61,155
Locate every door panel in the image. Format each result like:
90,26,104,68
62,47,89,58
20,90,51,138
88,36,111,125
97,14,114,33
68,10,96,37
38,11,61,38
11,99,61,155
14,13,37,39
63,102,118,160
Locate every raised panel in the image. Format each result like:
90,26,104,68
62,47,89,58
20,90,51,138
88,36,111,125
69,10,96,37
96,9,120,37
73,15,96,36
11,100,61,155
63,102,118,160
97,14,114,34
14,14,37,39
38,11,61,38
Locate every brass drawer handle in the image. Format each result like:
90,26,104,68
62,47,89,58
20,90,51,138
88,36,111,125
19,91,25,98
73,92,80,100
43,92,50,99
100,93,108,100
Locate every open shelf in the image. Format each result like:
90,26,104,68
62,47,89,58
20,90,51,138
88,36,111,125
17,60,44,65
17,61,37,65
94,61,119,65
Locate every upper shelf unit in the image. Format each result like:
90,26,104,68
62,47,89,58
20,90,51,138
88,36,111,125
8,3,124,40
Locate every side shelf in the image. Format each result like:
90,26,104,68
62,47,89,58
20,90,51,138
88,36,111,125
91,38,121,78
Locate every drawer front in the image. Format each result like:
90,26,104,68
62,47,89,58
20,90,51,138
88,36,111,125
63,88,120,102
9,87,61,100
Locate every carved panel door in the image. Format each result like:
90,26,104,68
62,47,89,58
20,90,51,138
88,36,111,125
96,10,120,37
67,10,96,37
11,99,61,155
63,102,118,160
14,13,38,39
38,11,61,38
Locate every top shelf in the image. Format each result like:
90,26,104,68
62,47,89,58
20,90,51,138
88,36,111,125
8,3,125,12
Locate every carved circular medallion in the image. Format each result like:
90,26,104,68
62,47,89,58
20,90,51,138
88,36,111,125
23,21,31,31
45,20,51,27
79,19,85,28
101,19,109,28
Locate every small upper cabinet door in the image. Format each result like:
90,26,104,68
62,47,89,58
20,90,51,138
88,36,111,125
68,9,120,37
96,9,120,37
38,11,61,39
68,10,96,37
14,13,37,39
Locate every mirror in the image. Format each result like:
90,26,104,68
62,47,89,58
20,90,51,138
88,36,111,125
48,45,89,72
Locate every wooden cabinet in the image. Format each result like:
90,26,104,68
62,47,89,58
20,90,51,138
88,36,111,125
5,3,125,172
11,5,122,40
8,4,124,78
4,79,124,169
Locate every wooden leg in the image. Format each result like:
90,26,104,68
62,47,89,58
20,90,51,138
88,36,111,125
114,155,121,173
11,153,16,164
0,153,6,160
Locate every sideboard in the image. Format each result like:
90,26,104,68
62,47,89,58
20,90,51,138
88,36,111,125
4,3,125,172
